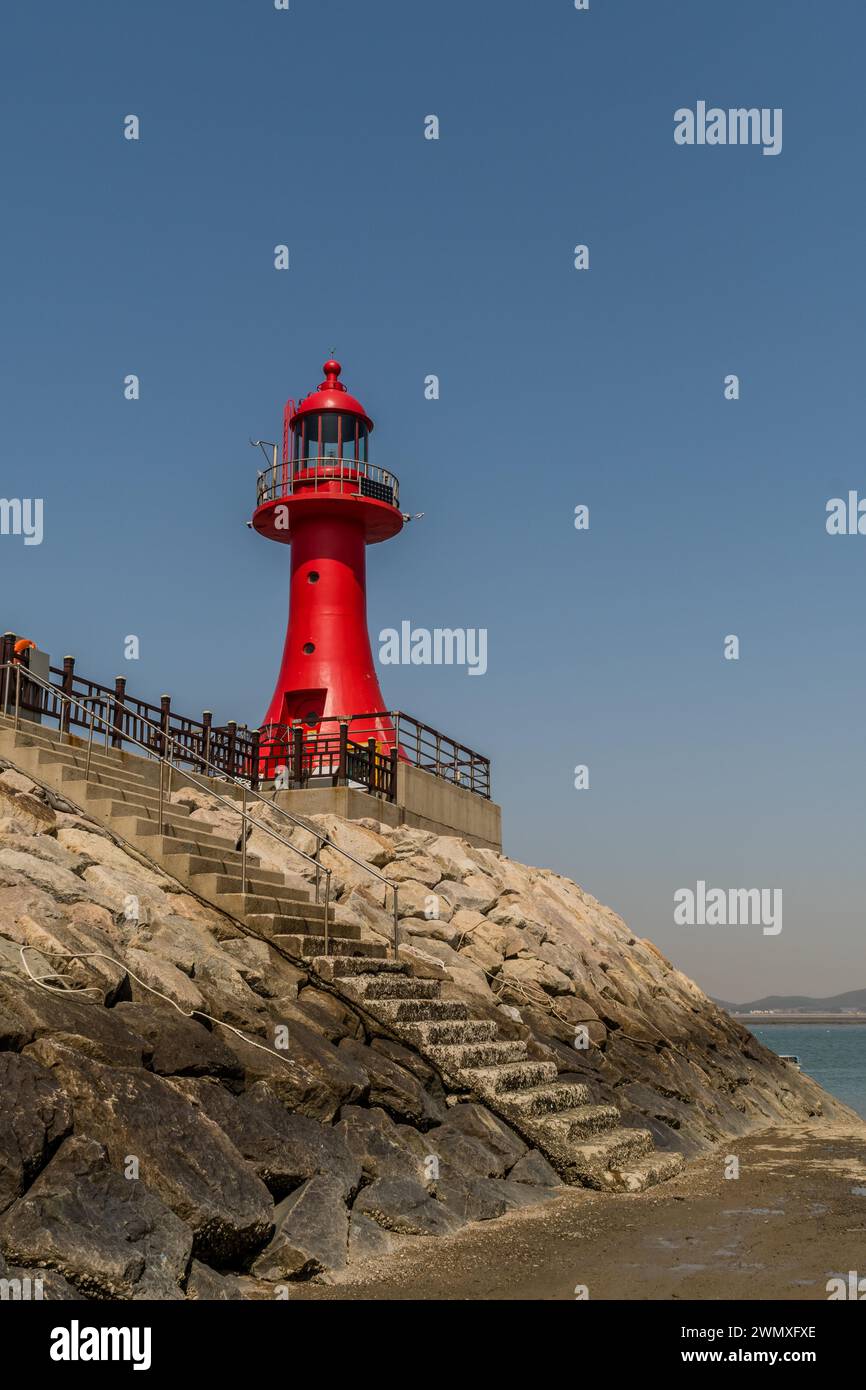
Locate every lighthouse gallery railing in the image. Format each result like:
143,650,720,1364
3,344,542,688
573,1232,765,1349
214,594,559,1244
255,454,400,510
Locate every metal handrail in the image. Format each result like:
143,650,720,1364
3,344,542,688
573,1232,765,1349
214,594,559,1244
0,661,401,957
255,455,400,509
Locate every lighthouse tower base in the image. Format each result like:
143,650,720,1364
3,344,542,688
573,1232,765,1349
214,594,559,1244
269,761,502,851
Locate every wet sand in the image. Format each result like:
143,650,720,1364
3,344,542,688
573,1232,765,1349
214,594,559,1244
292,1123,866,1300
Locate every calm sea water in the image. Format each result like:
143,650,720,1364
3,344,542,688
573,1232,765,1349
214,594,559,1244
750,1024,866,1120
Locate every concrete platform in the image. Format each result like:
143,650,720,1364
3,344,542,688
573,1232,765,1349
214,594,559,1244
270,761,502,850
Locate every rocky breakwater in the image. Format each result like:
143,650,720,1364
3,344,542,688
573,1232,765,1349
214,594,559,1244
0,766,566,1299
0,761,853,1299
234,801,853,1159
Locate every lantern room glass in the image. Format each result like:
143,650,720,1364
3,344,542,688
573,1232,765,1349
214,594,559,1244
293,413,368,465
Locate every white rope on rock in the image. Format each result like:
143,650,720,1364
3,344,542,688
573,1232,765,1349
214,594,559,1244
9,944,296,1069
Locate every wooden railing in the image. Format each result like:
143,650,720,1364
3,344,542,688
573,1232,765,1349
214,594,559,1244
0,633,492,801
259,710,491,800
258,723,398,799
0,633,260,786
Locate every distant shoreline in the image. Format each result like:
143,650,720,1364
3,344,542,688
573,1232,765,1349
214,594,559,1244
734,1013,866,1025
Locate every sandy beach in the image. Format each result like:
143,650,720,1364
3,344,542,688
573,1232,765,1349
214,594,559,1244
289,1122,866,1301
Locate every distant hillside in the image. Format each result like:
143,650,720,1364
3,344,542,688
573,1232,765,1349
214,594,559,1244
714,988,866,1013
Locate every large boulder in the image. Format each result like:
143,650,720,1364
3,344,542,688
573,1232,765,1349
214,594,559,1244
0,783,56,836
353,1178,464,1237
251,1176,349,1282
428,1103,526,1178
0,976,145,1064
113,1002,244,1081
25,1044,273,1266
0,1053,72,1213
169,1078,362,1199
223,1016,367,1122
337,1039,447,1127
0,1137,192,1299
335,1106,428,1184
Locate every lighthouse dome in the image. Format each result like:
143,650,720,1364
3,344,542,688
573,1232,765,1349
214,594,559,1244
290,359,374,432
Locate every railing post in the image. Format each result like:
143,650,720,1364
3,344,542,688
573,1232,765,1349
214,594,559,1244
13,663,22,731
201,711,212,773
366,737,376,794
111,677,126,749
61,656,75,736
389,746,398,803
0,633,15,711
240,783,247,894
292,724,303,787
159,695,171,761
336,720,349,787
157,759,165,835
226,720,237,779
250,728,260,792
323,868,331,955
393,886,399,961
84,705,97,782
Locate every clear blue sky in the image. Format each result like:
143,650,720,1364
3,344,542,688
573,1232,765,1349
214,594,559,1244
2,1,864,1001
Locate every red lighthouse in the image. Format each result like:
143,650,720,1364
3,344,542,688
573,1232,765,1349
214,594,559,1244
252,359,403,767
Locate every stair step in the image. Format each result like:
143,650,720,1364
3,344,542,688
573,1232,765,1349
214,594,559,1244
460,1060,558,1095
245,912,353,939
191,873,309,902
172,858,283,886
607,1149,685,1193
312,956,409,981
31,748,153,785
71,781,188,817
542,1102,621,1141
217,893,325,920
498,1080,593,1119
70,794,196,834
112,817,238,854
59,770,180,807
371,998,470,1023
561,1127,655,1188
342,974,440,1000
271,935,390,960
401,1019,499,1047
151,837,256,867
426,1040,528,1071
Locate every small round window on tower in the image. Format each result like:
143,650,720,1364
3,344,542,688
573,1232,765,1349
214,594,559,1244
303,642,315,655
308,571,320,584
304,712,319,727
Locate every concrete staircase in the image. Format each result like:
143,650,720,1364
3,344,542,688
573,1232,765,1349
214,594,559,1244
0,714,684,1193
314,954,684,1191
